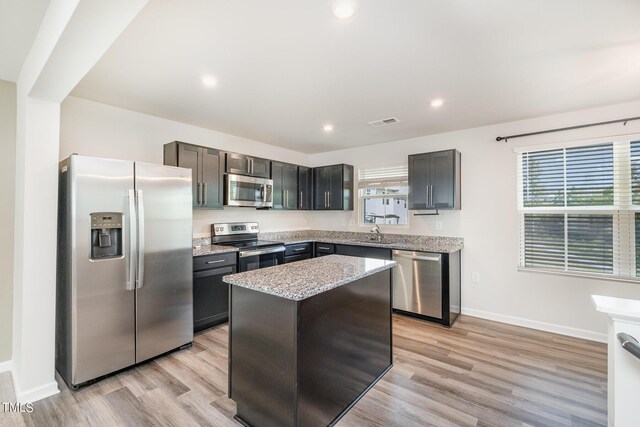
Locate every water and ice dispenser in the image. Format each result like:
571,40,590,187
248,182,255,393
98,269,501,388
90,212,123,259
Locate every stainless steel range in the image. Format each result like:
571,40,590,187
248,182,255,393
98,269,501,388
211,222,284,271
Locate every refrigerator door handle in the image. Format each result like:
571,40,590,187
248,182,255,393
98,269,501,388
136,189,145,289
127,189,137,291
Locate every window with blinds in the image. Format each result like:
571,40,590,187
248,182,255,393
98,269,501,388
358,166,408,225
517,138,640,281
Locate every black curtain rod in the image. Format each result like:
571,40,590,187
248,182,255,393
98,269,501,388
496,115,640,142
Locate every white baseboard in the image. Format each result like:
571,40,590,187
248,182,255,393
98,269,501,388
10,367,59,403
0,359,12,373
462,308,607,343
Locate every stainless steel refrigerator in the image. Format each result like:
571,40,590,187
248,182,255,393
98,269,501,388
56,155,193,388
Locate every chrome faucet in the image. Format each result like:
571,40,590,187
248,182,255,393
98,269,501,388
369,224,382,242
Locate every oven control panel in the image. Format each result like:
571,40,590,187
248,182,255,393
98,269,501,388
212,222,259,236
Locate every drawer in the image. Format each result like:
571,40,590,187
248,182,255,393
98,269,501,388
284,253,312,264
314,242,335,255
193,252,237,272
335,244,392,260
285,242,312,256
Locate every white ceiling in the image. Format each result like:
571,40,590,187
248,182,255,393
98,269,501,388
0,0,50,82
72,0,640,154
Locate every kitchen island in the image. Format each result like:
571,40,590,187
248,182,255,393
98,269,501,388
223,255,396,427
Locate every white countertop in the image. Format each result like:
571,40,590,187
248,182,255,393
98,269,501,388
592,295,640,320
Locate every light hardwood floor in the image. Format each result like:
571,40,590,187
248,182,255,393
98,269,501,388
0,315,607,427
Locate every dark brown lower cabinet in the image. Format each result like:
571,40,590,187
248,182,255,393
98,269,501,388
284,242,313,263
193,253,237,332
229,269,392,427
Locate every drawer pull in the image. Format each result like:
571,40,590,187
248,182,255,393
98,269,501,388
294,248,306,252
206,259,226,265
318,246,331,250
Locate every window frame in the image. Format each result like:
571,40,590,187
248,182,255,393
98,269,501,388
357,166,410,228
515,133,640,283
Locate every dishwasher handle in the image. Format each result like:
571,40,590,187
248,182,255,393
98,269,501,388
392,251,441,262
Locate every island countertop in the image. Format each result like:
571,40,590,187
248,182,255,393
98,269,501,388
223,254,396,301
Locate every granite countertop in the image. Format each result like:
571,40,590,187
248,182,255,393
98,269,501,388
259,236,463,253
223,254,396,301
193,244,239,257
193,230,464,256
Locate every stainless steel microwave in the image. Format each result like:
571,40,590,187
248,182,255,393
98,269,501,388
225,174,273,208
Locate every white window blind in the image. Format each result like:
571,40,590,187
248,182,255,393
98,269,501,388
358,165,408,186
517,137,640,281
358,166,408,225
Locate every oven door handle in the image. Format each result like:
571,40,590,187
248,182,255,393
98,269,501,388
239,246,286,258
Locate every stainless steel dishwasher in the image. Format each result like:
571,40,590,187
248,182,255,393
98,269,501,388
392,249,461,326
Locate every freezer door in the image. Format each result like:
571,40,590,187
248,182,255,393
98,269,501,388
68,156,136,385
135,162,193,363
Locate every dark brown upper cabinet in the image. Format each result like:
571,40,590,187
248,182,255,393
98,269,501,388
313,164,354,210
271,161,299,210
408,149,461,210
298,166,313,210
225,152,271,179
164,141,224,209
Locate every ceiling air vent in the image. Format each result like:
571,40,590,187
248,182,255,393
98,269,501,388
368,117,400,128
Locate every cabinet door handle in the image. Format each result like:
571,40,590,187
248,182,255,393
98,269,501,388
249,158,254,175
197,182,201,205
203,183,207,206
299,191,302,208
286,190,289,207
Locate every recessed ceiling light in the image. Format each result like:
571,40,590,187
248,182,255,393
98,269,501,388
332,0,356,19
430,98,444,108
323,124,334,132
201,75,218,88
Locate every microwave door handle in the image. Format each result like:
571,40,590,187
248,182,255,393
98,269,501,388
127,189,137,291
136,190,145,289
260,184,265,202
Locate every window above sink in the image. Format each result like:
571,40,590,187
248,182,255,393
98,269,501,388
358,166,408,226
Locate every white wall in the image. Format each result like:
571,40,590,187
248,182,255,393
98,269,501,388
0,79,16,365
60,96,311,236
60,95,640,340
308,100,640,340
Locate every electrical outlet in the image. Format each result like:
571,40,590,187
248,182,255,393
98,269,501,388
471,272,480,283
435,221,443,230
